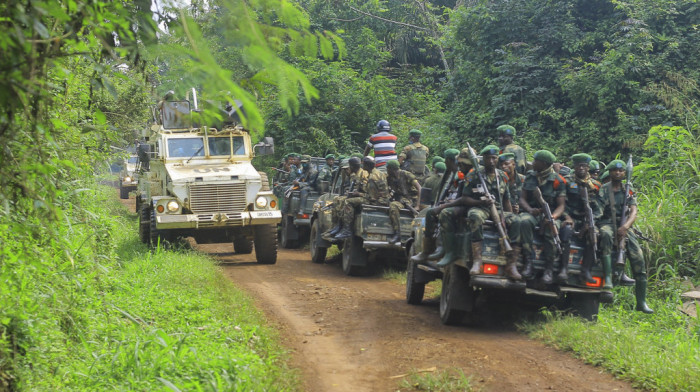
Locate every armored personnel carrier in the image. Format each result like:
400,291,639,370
136,91,280,264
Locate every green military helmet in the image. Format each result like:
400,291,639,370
606,159,626,170
288,152,300,158
409,129,423,137
431,156,445,167
434,161,446,173
337,154,347,161
533,150,556,165
571,153,592,165
498,152,516,162
444,148,460,161
386,159,400,169
480,144,500,156
589,159,600,172
497,124,516,136
325,153,335,160
600,170,609,181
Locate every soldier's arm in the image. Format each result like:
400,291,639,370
502,195,513,213
520,190,539,216
552,195,566,220
412,179,422,208
398,147,407,164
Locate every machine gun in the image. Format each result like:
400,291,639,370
533,186,562,255
580,182,598,266
466,143,512,253
616,155,634,267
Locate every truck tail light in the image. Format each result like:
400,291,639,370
585,276,603,288
483,263,499,275
297,213,309,219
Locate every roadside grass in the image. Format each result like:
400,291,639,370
397,368,475,392
4,185,297,391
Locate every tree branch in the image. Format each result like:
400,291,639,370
348,5,429,31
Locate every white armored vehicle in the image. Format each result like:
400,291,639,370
136,92,280,264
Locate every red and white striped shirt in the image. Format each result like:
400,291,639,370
367,131,397,167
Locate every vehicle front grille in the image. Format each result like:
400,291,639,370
189,183,247,214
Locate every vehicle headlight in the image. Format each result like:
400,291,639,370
124,176,132,182
255,196,268,209
166,200,180,212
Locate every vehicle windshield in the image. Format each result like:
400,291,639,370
208,136,246,156
168,138,205,158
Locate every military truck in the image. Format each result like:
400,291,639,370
119,154,139,199
308,168,414,275
406,213,608,323
135,92,280,264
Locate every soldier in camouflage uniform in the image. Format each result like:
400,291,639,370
422,161,446,204
386,160,422,244
318,154,335,185
334,156,390,240
597,160,653,313
497,125,527,175
280,153,302,214
295,155,319,215
462,145,522,279
499,153,525,214
519,150,568,283
324,157,366,237
589,160,601,180
562,154,602,284
398,129,430,182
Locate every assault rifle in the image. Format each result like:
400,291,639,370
616,155,634,267
580,183,598,266
533,186,562,255
270,167,290,174
466,143,512,253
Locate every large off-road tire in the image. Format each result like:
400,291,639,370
119,184,129,199
566,293,600,322
254,224,278,264
149,209,171,247
440,264,473,325
310,219,328,264
233,236,253,254
342,235,368,276
406,243,426,305
258,171,271,191
279,216,299,249
138,206,150,244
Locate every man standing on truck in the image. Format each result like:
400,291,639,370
519,150,568,283
499,153,525,214
364,120,397,170
597,159,653,314
386,159,422,244
335,156,390,240
324,157,366,237
497,125,527,175
463,146,522,279
422,161,446,204
562,153,603,284
398,129,430,182
295,155,319,215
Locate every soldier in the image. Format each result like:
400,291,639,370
498,153,525,214
398,129,430,182
364,120,397,170
519,150,568,283
422,161,446,204
324,158,359,237
598,160,653,313
497,125,527,174
463,145,522,280
295,155,319,215
563,153,602,284
318,154,335,184
386,160,422,244
409,149,461,264
335,156,390,240
589,160,601,180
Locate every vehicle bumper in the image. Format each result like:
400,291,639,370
156,210,282,229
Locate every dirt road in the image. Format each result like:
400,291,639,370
201,244,632,392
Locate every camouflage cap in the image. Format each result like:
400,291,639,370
434,161,446,173
533,150,556,165
606,159,626,171
571,153,592,165
589,160,600,172
498,152,516,162
300,155,311,163
409,129,422,137
325,154,335,160
457,148,472,164
497,124,516,136
340,158,351,168
480,144,500,156
444,148,460,161
386,159,400,169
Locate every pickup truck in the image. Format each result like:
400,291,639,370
406,212,609,323
309,168,414,276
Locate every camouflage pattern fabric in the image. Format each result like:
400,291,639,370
564,174,602,221
599,225,645,276
388,169,419,204
520,212,562,261
467,209,521,243
506,172,525,208
520,169,566,260
399,143,429,181
342,196,366,226
500,143,527,174
365,169,390,205
438,206,468,233
388,201,404,232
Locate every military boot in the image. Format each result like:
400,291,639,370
410,236,436,263
520,247,535,279
505,246,523,281
436,231,458,267
556,243,570,283
428,244,444,261
634,277,654,314
579,250,596,284
602,254,613,290
618,270,636,286
325,222,343,237
542,258,554,284
388,231,401,245
469,241,483,275
333,226,353,240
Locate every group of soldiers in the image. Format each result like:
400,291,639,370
275,119,653,314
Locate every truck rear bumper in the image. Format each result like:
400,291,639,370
156,210,281,229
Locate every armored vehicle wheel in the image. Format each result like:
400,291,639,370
310,219,327,264
440,264,474,325
342,235,368,276
138,207,150,244
119,184,129,199
254,224,278,264
149,209,171,247
233,236,253,254
280,216,299,249
258,171,271,191
566,293,600,322
406,244,426,305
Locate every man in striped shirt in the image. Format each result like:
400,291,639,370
364,119,397,170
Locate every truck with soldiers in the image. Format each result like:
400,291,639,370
135,90,280,264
